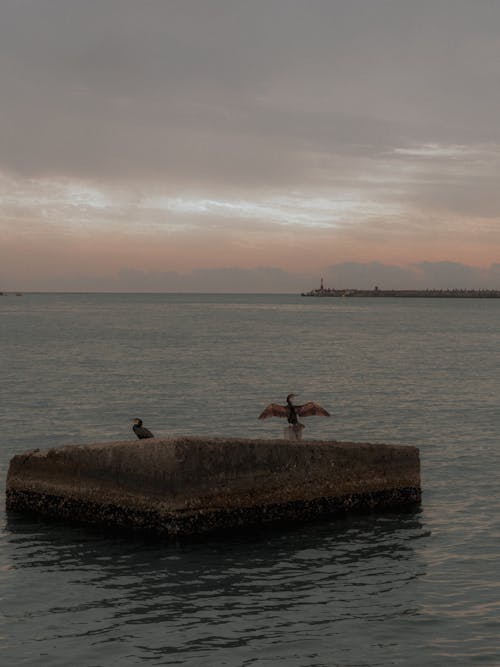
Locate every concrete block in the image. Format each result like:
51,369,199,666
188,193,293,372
5,436,421,537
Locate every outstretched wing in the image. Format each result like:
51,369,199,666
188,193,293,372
258,403,288,419
296,402,330,417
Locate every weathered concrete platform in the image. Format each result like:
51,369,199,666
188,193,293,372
6,437,421,537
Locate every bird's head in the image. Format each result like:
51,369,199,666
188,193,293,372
132,418,142,426
286,393,296,402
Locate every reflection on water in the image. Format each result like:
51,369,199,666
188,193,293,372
2,510,425,666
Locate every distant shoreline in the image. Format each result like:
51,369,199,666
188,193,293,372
302,287,500,298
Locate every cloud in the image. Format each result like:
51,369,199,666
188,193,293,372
117,266,310,292
324,261,500,290
413,261,500,289
323,262,415,289
2,0,500,190
5,260,500,293
0,265,312,293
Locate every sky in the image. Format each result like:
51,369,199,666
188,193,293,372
2,0,500,292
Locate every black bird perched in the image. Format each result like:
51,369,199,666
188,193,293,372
132,418,154,439
258,393,330,427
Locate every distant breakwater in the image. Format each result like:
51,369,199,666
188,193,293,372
6,437,421,538
302,287,500,298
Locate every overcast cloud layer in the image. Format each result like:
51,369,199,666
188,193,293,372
1,0,500,291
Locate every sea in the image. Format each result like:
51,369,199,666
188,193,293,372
1,292,500,666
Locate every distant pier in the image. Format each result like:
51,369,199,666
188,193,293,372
6,436,421,537
302,284,500,298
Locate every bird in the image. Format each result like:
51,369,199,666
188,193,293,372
258,393,330,428
132,418,154,439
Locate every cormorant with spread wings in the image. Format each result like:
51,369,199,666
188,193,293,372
258,393,330,426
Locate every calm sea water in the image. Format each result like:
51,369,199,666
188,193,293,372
2,293,500,666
